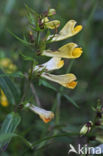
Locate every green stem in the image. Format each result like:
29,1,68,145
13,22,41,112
56,93,61,125
55,60,74,125
18,31,40,109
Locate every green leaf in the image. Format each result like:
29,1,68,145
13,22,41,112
0,71,24,78
32,132,79,147
0,69,20,104
25,4,39,17
0,133,33,149
0,133,17,143
0,112,21,149
63,95,79,108
20,53,34,61
39,79,57,91
8,30,33,46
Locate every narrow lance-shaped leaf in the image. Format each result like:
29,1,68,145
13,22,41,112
63,95,79,108
8,30,33,46
39,79,57,91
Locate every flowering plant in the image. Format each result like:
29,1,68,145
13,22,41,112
0,6,84,152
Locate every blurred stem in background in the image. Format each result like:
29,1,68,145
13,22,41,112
55,60,74,132
0,0,16,35
80,0,98,56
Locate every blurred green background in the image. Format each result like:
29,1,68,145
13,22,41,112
0,0,103,155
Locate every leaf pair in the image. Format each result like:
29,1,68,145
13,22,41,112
0,112,21,151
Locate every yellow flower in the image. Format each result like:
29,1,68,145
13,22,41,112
0,58,12,67
47,20,82,42
26,103,54,123
41,73,77,89
34,57,64,72
42,43,83,59
35,17,83,89
0,58,17,73
0,90,8,107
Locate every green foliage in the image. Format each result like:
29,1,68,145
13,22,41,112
39,79,57,91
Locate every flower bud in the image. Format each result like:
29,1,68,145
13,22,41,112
41,17,49,23
45,20,60,29
80,121,93,136
96,111,102,118
95,121,101,126
48,8,56,16
29,31,34,43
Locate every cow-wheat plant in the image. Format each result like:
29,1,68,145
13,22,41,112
0,6,84,152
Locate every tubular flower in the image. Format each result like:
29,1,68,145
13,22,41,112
47,20,82,42
34,57,64,72
42,43,83,59
26,103,54,123
0,89,8,107
41,73,77,89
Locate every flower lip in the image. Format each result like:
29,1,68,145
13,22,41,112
66,81,77,89
57,60,64,68
73,25,83,33
25,103,54,123
39,112,54,123
72,47,83,58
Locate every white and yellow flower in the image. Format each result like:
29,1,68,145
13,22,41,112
33,58,77,89
41,73,77,89
26,103,54,123
42,43,83,59
47,20,82,42
34,57,64,72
